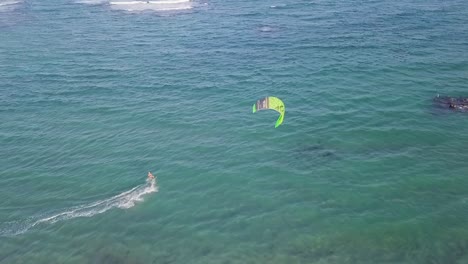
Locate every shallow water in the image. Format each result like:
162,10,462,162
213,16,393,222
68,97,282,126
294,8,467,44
1,0,468,263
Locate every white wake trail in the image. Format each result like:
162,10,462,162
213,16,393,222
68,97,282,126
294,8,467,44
0,0,21,11
75,0,108,4
109,0,192,11
1,180,157,236
0,0,20,6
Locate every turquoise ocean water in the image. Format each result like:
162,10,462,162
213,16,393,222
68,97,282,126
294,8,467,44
1,0,468,263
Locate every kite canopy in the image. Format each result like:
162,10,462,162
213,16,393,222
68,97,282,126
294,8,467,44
252,96,285,128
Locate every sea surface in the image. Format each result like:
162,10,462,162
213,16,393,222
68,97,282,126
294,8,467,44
1,0,468,263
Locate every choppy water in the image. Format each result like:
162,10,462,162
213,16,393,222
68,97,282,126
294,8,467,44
1,0,468,263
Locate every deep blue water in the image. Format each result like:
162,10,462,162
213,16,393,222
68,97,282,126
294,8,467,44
1,0,468,263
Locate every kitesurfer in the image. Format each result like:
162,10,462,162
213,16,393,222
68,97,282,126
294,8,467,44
148,171,155,181
147,171,156,188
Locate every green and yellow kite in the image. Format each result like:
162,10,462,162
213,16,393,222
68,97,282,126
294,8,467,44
252,96,285,128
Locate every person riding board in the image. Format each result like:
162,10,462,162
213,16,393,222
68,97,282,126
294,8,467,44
147,171,156,188
148,171,155,180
